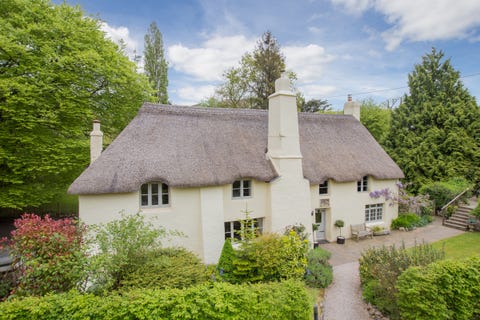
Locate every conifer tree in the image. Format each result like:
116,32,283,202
386,48,480,191
216,31,288,109
144,22,168,104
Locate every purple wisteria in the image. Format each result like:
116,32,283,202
370,183,431,213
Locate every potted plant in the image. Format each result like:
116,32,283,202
334,219,345,244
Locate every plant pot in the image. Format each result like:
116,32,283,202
337,236,345,244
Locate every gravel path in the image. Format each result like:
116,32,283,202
323,261,370,320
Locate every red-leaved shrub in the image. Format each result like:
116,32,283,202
3,213,86,297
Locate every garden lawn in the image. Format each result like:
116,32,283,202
431,232,480,260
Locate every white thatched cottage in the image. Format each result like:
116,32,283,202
69,75,404,263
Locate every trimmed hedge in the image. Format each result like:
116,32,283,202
0,280,312,320
397,257,480,320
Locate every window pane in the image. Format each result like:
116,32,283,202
141,195,148,206
162,194,169,205
315,209,322,223
162,183,168,194
151,194,159,206
243,180,251,189
233,180,241,189
151,183,158,194
224,222,231,239
141,184,148,195
257,218,263,234
232,189,241,197
243,187,251,197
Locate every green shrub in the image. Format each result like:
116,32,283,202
390,213,421,230
359,243,444,319
416,214,433,227
120,248,207,290
471,203,480,218
397,257,480,320
0,271,15,300
232,232,308,283
217,239,236,282
88,212,170,292
304,247,333,288
419,177,473,211
0,280,312,320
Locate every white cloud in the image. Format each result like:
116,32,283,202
376,0,480,50
300,84,337,100
174,85,216,105
100,22,140,60
283,44,336,83
330,0,480,50
167,35,256,81
330,0,373,15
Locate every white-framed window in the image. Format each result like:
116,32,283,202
365,203,383,222
319,181,328,195
140,182,169,207
232,179,251,198
224,218,263,240
357,176,368,192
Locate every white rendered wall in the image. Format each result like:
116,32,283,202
223,180,269,223
79,187,205,261
199,186,226,264
309,178,399,242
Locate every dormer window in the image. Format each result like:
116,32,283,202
232,179,251,198
141,182,169,207
357,176,368,192
319,181,328,195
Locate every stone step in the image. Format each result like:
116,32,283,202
444,220,468,230
456,208,472,214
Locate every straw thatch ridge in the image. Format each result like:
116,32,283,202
68,103,403,195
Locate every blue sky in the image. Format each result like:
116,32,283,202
59,0,480,109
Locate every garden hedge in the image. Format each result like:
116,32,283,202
0,280,312,320
397,257,480,320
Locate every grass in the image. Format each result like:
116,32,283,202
305,287,324,315
431,232,480,260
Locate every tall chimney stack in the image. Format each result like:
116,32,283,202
90,120,103,164
267,73,312,240
267,72,302,161
343,94,360,121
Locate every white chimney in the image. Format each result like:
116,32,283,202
344,94,360,121
267,72,302,162
267,73,312,242
90,120,103,164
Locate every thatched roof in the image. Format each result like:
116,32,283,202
69,103,403,194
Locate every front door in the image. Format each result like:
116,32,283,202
314,208,326,241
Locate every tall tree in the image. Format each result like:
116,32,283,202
360,98,391,147
386,48,480,191
144,22,168,104
0,0,151,209
216,31,288,109
249,31,286,109
300,98,332,113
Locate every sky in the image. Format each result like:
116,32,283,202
58,0,480,109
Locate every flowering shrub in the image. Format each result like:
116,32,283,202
2,213,86,297
370,182,432,214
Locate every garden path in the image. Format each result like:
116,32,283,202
320,216,464,320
